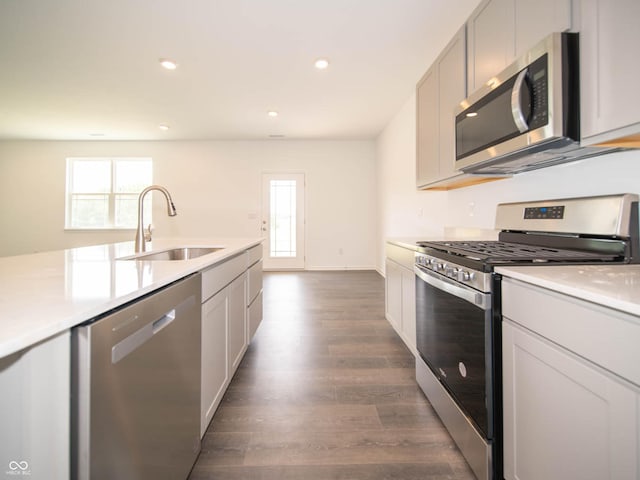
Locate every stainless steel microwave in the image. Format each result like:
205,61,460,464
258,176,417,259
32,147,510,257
455,32,613,174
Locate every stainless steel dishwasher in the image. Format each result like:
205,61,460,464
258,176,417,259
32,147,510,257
72,274,202,480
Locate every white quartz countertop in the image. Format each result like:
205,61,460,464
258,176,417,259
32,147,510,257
495,265,640,317
0,237,262,358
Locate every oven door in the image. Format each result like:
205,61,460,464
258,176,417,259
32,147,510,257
414,265,494,438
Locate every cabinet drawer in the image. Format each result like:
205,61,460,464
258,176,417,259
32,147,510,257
202,254,246,302
385,243,415,270
247,244,263,266
247,260,263,304
502,278,640,386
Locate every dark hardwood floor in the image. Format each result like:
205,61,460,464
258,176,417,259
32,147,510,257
189,271,475,480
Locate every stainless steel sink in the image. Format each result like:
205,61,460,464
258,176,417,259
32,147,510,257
122,247,224,261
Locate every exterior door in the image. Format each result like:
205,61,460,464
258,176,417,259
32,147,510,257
261,173,305,270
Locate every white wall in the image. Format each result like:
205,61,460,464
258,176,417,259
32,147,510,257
375,94,640,271
0,140,377,270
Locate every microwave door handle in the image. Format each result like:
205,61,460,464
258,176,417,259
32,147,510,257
511,69,529,133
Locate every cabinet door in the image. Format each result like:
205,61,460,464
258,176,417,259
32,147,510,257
579,0,640,143
416,65,439,186
201,287,229,437
228,273,247,376
514,0,571,57
437,26,466,179
385,259,402,331
0,332,70,479
400,267,416,352
503,320,639,480
467,0,515,92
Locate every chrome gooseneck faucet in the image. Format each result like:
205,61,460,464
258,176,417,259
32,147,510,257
134,185,177,253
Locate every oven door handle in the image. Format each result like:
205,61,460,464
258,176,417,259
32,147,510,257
414,266,491,309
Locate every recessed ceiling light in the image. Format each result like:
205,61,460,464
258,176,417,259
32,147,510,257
159,124,170,131
267,111,278,118
159,58,178,70
466,112,478,118
314,58,330,70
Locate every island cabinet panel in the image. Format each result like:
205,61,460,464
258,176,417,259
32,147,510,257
579,0,640,146
201,286,229,437
0,331,70,479
227,272,247,376
200,245,263,437
246,245,263,343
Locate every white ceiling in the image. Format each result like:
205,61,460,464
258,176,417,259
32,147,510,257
0,0,479,141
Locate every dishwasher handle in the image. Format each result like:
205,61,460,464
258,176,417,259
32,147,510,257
152,309,175,334
111,308,177,364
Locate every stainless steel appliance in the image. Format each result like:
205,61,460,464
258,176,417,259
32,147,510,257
455,32,616,175
414,194,639,480
72,274,202,480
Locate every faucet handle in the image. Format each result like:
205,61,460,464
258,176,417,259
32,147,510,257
144,224,153,242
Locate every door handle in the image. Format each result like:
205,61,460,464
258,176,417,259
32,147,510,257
511,69,530,133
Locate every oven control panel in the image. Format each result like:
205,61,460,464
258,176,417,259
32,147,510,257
414,253,492,293
524,205,565,219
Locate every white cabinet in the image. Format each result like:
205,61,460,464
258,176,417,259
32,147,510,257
579,0,640,146
502,278,640,479
227,272,247,376
201,286,229,437
384,243,416,354
467,0,514,92
384,259,402,331
416,66,439,185
0,331,70,479
200,245,263,437
416,26,467,188
246,255,263,342
467,0,571,92
514,0,571,57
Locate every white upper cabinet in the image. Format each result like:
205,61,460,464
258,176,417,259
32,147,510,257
467,0,572,93
416,66,439,185
467,0,515,93
514,0,572,57
579,0,640,146
416,26,467,187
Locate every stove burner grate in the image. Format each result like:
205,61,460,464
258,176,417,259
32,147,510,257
418,240,616,263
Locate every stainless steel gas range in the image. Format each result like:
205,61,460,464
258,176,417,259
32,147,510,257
413,194,639,480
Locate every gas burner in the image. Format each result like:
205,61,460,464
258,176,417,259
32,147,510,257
417,240,619,265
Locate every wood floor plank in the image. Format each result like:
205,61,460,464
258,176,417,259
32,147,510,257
189,271,476,480
242,429,466,466
189,462,459,480
210,404,383,433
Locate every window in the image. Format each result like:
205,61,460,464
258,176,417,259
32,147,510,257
65,157,152,229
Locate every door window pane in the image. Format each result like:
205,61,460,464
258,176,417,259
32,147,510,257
270,180,296,257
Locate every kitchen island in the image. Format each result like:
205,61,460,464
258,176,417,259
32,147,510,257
0,237,262,480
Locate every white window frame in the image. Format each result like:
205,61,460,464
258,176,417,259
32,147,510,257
65,157,153,230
